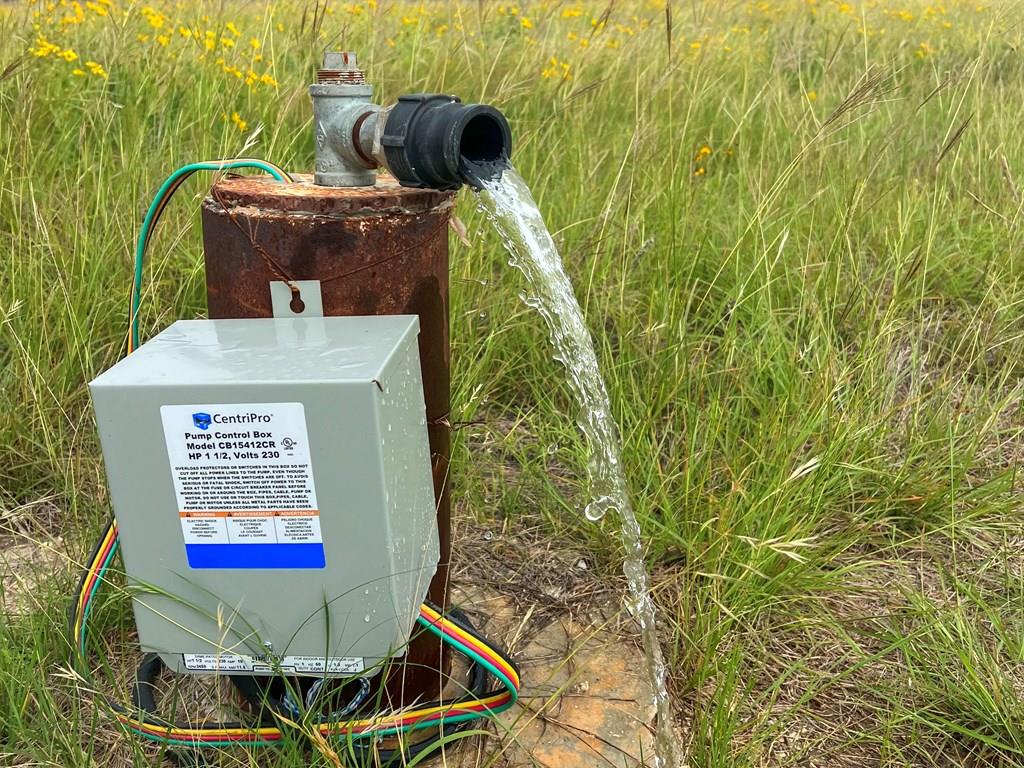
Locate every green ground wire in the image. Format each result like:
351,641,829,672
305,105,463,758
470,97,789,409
130,160,291,350
77,537,119,656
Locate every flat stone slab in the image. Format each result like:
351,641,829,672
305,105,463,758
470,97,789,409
452,585,659,767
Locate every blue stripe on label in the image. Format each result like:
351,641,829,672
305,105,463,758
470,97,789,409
186,543,326,569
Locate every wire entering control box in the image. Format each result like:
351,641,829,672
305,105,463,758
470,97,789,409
89,316,439,676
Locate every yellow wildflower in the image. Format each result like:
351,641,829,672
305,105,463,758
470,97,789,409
226,22,240,36
59,48,77,62
249,37,261,49
806,90,817,101
230,111,248,132
32,37,61,58
62,2,86,26
85,1,107,16
137,33,150,43
85,60,107,78
143,7,165,29
156,34,170,47
540,56,571,80
71,68,85,76
561,5,582,18
259,72,277,87
520,16,533,29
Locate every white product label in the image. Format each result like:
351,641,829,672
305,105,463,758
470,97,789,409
182,653,364,674
160,403,325,569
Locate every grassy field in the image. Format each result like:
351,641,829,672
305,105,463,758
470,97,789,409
3,0,1024,765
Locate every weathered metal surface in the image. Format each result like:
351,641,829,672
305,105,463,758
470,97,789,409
201,172,455,702
310,53,379,187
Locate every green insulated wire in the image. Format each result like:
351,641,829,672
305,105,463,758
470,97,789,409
130,160,292,351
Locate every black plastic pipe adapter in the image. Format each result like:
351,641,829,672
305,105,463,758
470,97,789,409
381,94,512,191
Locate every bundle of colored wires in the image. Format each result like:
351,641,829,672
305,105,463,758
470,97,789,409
71,518,519,749
71,159,520,755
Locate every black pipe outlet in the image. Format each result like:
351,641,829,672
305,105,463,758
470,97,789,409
381,94,512,191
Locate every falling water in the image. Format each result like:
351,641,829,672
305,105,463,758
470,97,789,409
475,168,682,768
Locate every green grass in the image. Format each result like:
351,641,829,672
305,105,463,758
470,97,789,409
3,0,1024,765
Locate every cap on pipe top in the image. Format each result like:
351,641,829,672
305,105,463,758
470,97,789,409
317,51,366,85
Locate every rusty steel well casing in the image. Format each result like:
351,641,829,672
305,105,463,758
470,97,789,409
200,173,454,702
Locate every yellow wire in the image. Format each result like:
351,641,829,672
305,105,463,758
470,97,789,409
83,528,516,741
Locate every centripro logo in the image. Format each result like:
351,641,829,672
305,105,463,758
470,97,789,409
190,411,272,430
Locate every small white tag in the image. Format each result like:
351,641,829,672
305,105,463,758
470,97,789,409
182,653,364,674
269,280,323,318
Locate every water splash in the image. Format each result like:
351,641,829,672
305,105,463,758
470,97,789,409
475,168,682,768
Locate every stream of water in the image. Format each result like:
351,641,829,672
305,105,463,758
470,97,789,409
475,168,682,768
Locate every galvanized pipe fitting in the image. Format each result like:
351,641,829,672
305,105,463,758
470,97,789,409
310,52,381,187
310,50,513,190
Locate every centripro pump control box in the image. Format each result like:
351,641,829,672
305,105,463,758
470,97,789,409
89,316,440,676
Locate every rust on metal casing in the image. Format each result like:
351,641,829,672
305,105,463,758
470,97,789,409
200,173,455,702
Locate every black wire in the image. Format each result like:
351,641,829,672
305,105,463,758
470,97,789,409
227,607,499,764
229,660,490,764
69,517,518,762
126,605,514,764
227,606,495,765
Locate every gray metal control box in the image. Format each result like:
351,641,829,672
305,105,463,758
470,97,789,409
89,316,439,677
